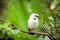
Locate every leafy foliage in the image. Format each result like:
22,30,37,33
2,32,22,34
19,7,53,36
0,0,60,40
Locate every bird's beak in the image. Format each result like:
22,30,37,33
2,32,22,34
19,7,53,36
35,15,39,17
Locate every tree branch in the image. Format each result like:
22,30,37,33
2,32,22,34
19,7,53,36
21,30,54,39
11,24,56,40
21,30,48,35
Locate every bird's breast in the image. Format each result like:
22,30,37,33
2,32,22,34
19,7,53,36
28,18,39,30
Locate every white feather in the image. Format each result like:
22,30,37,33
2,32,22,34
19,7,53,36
28,13,39,31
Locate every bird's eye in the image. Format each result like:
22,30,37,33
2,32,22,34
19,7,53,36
34,18,36,20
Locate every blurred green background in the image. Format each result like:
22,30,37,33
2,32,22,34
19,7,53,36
0,0,60,40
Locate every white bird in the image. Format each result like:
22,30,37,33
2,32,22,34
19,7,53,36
28,13,39,32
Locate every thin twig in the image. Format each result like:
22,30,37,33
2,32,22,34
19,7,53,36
41,10,55,40
49,22,55,27
41,10,50,34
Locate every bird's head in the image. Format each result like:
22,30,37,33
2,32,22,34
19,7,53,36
30,13,39,18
